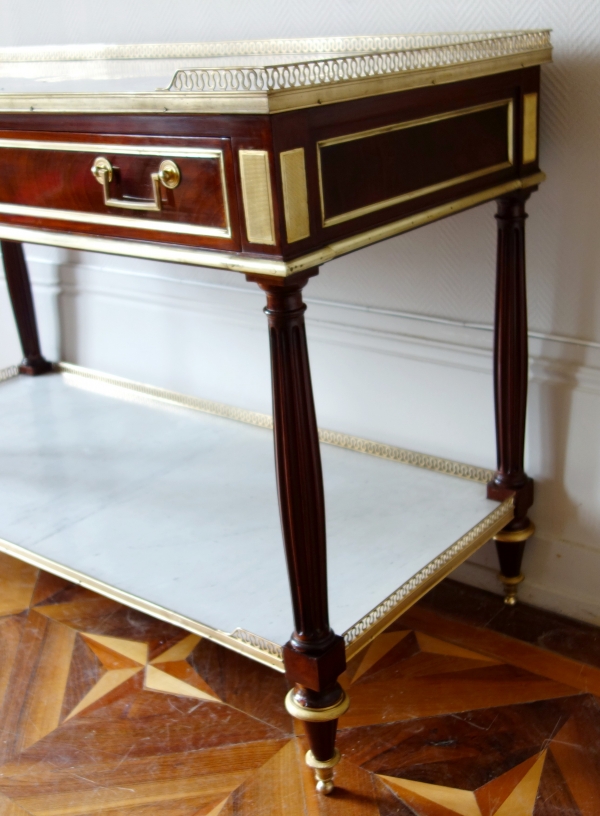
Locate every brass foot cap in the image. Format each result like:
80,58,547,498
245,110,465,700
499,572,524,605
306,749,341,796
316,779,334,795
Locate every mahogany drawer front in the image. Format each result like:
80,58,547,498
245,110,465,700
0,134,239,249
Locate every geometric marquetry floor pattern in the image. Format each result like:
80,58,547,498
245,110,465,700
1,553,600,815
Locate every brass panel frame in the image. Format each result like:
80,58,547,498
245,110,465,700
317,99,514,227
280,147,310,243
239,150,276,245
522,92,538,164
0,138,231,239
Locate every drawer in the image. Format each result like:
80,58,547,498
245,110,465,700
0,133,239,250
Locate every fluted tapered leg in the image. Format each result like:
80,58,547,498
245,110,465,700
487,193,535,604
247,269,347,793
1,241,51,375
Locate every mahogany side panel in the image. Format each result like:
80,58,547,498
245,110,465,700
319,102,510,223
1,240,51,375
271,66,541,259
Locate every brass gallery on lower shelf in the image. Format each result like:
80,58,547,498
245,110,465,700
0,363,514,671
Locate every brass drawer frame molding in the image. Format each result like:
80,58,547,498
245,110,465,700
239,150,276,245
318,99,515,228
522,92,539,164
0,139,231,239
280,148,310,243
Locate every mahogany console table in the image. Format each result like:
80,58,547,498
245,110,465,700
0,31,551,793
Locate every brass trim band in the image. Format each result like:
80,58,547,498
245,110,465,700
306,748,342,770
494,522,535,543
500,573,525,586
285,689,350,722
288,172,547,275
0,534,285,672
55,362,494,483
0,138,224,158
0,172,546,278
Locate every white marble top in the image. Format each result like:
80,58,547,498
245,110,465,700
0,31,551,114
0,370,506,664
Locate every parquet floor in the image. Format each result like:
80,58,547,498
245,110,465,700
1,552,600,815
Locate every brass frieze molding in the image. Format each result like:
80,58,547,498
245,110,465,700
0,172,546,278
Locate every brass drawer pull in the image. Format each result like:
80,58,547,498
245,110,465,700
91,156,180,211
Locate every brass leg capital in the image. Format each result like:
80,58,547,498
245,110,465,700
306,748,341,795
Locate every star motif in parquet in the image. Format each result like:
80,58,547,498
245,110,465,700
0,550,599,815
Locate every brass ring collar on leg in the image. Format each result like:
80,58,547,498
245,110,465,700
305,747,341,771
284,689,350,722
493,522,535,543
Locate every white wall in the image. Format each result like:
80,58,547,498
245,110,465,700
1,1,600,623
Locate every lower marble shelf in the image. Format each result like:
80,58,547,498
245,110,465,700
0,363,513,671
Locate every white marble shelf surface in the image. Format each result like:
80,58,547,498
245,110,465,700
0,367,511,669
